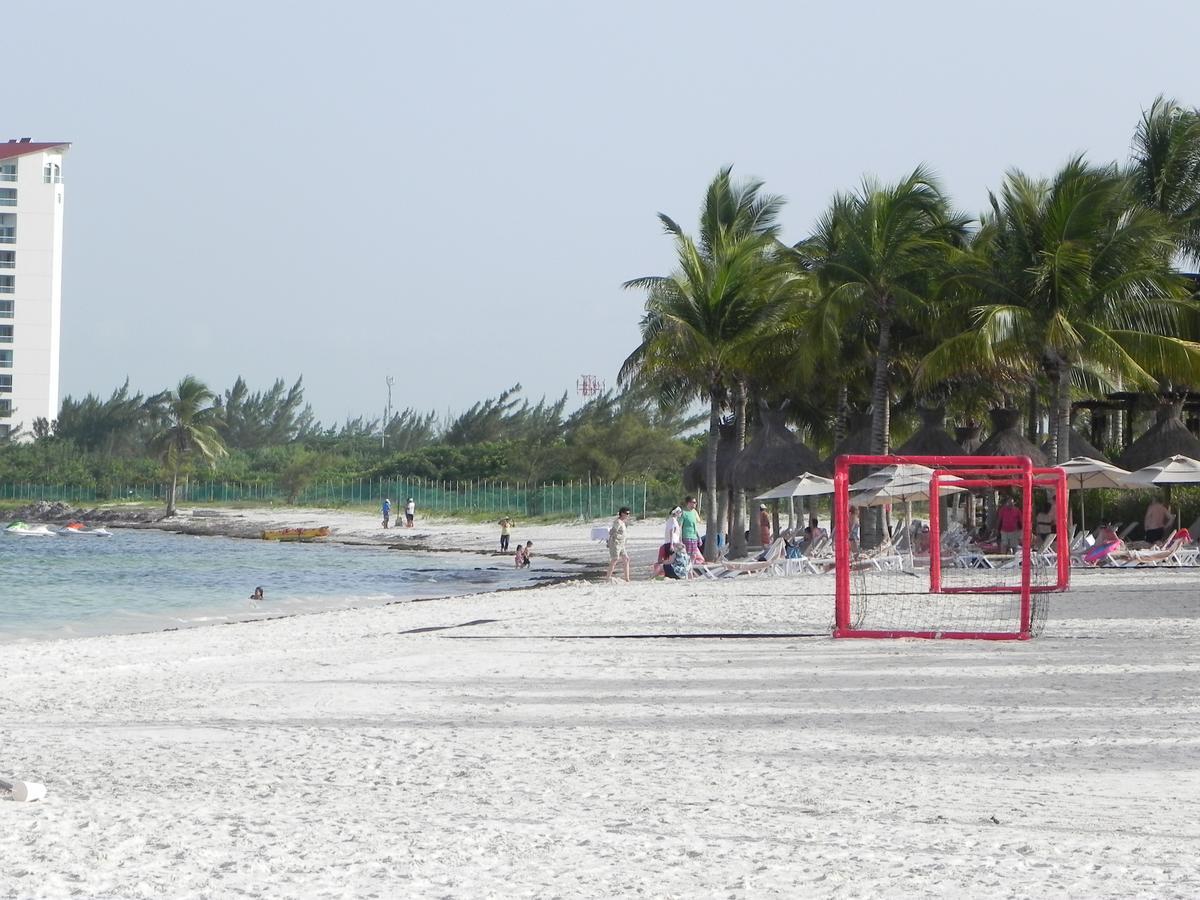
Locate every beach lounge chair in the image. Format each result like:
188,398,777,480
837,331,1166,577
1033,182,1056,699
711,537,789,576
1108,532,1190,567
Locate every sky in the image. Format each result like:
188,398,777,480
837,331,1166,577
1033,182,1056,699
6,0,1200,427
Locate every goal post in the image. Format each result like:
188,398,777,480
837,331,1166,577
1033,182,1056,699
833,454,1069,641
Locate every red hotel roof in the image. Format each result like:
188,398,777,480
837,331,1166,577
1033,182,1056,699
0,141,70,162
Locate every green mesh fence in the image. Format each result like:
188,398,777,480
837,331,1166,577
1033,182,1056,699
0,478,684,519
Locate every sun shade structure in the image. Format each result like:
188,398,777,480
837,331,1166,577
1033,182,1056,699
849,464,965,506
1122,454,1200,487
849,464,967,569
1117,403,1200,472
754,473,835,501
682,421,738,493
897,406,967,457
1052,456,1133,531
824,413,875,472
974,408,1049,466
729,406,826,491
1041,426,1108,462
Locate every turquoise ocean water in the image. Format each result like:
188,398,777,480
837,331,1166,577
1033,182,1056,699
0,526,573,642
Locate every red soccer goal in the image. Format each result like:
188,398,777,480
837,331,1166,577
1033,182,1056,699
832,455,1069,641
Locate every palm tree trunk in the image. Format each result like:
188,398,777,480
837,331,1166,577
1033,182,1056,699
167,470,178,517
864,311,893,549
1027,385,1040,445
834,382,850,447
1054,366,1072,464
704,390,720,561
869,311,893,455
729,379,749,559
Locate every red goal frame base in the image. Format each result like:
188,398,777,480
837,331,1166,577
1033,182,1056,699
832,454,1069,641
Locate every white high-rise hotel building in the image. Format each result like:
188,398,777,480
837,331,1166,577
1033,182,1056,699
0,138,69,438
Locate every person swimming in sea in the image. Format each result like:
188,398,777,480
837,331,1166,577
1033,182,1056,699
249,586,265,605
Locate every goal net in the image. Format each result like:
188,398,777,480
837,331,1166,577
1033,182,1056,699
832,455,1069,640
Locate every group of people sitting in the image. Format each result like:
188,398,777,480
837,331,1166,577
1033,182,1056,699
644,504,834,580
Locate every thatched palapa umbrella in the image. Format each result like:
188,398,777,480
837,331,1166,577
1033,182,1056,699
955,422,983,453
682,421,738,495
975,408,1049,466
824,412,873,472
897,406,965,458
1041,412,1107,461
1116,401,1200,472
730,407,824,540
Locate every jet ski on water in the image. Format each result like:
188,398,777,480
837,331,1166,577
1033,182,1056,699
57,520,113,536
4,521,56,536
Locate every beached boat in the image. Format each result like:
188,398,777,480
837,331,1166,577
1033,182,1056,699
261,526,331,542
5,521,55,537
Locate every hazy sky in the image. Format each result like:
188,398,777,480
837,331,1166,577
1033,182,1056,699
7,0,1199,426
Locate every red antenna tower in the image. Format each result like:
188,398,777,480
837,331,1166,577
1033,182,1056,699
576,374,605,397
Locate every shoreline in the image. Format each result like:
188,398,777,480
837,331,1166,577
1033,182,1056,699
2,502,639,645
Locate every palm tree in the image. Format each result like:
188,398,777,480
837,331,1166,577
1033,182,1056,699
918,158,1200,463
794,167,968,455
1129,96,1200,266
621,169,797,559
150,375,228,516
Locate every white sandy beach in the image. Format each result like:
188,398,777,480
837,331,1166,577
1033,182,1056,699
2,508,1199,898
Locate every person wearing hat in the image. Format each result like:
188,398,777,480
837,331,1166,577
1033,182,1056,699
758,503,772,547
656,506,684,576
664,506,682,547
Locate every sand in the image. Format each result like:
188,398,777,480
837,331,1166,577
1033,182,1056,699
2,507,1199,898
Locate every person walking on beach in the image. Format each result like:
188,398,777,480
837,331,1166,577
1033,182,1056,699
381,497,391,529
680,496,701,561
499,515,514,552
758,504,772,546
606,507,632,582
405,498,416,527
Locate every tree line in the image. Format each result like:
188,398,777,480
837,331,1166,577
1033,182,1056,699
620,97,1200,557
0,375,703,513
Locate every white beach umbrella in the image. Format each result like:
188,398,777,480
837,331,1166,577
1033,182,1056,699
1054,456,1132,490
849,465,965,505
1122,455,1200,523
754,472,836,500
1052,456,1132,532
1122,454,1200,487
755,472,835,532
850,466,964,568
